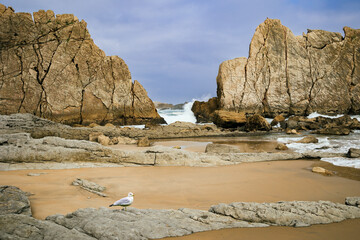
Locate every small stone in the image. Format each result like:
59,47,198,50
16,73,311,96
296,136,319,144
173,146,181,149
275,143,288,150
312,167,333,176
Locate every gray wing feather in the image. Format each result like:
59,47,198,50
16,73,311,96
114,197,132,206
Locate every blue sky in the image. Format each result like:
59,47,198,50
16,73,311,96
2,0,360,103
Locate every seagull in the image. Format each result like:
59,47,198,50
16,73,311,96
109,192,134,210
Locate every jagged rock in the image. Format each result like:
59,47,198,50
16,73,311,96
0,4,164,126
347,148,360,158
0,186,31,216
72,178,107,197
245,114,271,131
212,110,246,128
312,167,333,176
137,136,151,147
296,135,319,144
275,143,288,150
191,97,218,123
216,18,360,117
209,200,360,227
345,197,360,207
205,143,241,154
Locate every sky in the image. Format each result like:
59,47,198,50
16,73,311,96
2,0,360,104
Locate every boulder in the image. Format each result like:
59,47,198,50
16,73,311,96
216,18,360,116
296,135,319,144
191,97,218,123
116,136,137,145
245,114,271,131
0,4,164,126
212,110,246,128
137,137,151,147
89,132,103,142
205,143,241,154
0,186,31,216
347,148,360,158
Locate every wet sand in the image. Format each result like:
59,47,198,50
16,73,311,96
1,160,360,221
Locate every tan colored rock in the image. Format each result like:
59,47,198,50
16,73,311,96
88,132,103,142
117,136,137,145
0,4,164,126
137,137,151,147
296,135,319,144
212,110,246,128
216,18,360,117
275,143,288,150
97,134,111,146
312,167,333,176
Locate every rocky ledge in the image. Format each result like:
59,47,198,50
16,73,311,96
1,185,360,240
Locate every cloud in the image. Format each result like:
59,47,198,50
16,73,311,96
2,0,360,103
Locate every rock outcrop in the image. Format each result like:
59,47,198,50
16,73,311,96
0,4,164,125
1,187,360,240
216,18,360,117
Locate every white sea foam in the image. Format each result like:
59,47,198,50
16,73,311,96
307,112,344,119
157,95,211,124
321,157,360,169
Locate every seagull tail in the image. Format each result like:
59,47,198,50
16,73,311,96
109,204,113,207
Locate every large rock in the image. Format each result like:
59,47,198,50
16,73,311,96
347,148,360,158
216,18,360,117
0,4,164,126
245,114,271,131
0,185,31,216
191,97,218,123
212,110,247,128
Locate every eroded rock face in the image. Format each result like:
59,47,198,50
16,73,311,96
217,18,360,117
0,185,31,216
0,4,164,125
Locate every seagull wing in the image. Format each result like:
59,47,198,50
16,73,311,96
114,197,132,206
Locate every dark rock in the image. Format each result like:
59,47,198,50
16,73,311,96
314,127,351,135
192,97,218,123
245,114,271,132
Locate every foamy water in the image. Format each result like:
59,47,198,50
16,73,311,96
157,95,212,124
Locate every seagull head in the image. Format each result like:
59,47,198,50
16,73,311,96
128,192,134,197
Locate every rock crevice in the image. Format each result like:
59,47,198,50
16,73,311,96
217,19,360,117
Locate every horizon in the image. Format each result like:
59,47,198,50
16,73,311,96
2,0,360,104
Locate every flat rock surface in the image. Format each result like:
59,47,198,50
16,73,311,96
0,185,31,216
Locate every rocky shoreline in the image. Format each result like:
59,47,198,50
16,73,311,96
1,185,360,240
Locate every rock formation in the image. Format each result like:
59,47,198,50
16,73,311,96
216,18,360,117
1,186,360,239
0,4,164,125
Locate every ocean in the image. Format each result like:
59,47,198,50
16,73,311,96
158,102,360,169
